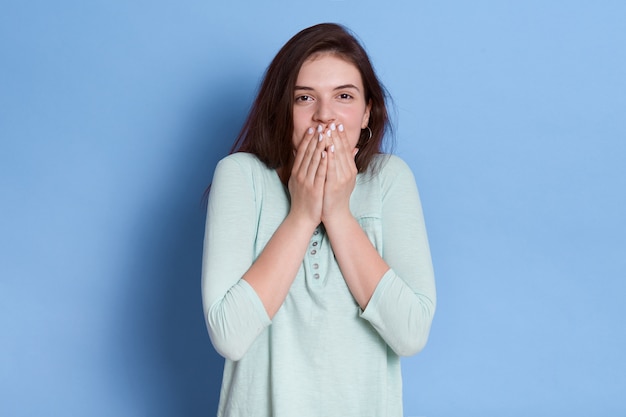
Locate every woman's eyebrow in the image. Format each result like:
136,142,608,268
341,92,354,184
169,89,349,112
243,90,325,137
334,84,360,91
294,84,361,91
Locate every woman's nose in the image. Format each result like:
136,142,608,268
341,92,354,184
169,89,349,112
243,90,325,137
313,100,335,124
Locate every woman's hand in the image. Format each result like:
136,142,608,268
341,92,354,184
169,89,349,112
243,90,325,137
288,125,328,228
321,122,358,224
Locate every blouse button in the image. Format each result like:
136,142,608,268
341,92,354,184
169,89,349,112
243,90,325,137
314,230,319,235
313,263,319,270
310,249,317,255
312,241,318,247
313,273,320,279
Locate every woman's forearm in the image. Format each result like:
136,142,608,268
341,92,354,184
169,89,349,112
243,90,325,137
243,213,318,318
323,213,389,310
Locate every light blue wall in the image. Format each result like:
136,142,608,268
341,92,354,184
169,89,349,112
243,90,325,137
1,1,624,416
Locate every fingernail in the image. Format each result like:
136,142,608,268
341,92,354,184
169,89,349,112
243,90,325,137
330,123,336,131
330,144,335,153
307,127,314,134
321,151,326,159
318,133,323,142
327,129,331,137
317,124,323,133
338,124,344,132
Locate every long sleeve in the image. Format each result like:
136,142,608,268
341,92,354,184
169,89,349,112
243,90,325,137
360,156,436,356
201,155,271,361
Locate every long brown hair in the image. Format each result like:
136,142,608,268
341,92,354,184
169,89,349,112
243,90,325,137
231,23,391,175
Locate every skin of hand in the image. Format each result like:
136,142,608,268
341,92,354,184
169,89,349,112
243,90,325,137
287,124,328,228
320,122,359,224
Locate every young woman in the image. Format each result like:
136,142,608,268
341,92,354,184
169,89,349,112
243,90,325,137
202,23,436,417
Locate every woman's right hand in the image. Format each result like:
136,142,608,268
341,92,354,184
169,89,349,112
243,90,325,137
287,125,328,228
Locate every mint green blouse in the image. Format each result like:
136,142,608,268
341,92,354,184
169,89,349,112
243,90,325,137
202,152,436,417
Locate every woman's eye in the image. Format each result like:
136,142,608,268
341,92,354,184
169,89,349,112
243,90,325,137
296,95,312,102
339,93,353,100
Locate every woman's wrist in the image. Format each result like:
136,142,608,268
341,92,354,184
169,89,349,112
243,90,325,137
285,210,321,234
321,209,355,231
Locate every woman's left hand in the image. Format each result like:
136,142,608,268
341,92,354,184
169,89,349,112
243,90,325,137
321,122,358,224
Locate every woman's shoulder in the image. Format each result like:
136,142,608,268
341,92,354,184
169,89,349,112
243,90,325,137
215,152,273,175
370,153,414,180
212,152,281,195
218,152,265,168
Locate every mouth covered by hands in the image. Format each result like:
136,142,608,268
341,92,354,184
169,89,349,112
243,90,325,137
288,122,358,227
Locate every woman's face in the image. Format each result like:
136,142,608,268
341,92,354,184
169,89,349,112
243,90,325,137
292,53,371,149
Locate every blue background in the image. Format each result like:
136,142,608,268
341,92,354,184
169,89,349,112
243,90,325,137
1,1,625,416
